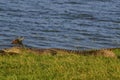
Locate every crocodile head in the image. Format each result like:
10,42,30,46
3,47,22,54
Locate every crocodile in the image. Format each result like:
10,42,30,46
1,47,117,57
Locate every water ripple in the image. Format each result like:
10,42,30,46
0,0,120,50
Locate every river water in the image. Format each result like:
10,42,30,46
0,0,120,50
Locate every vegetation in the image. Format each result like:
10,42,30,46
0,48,120,80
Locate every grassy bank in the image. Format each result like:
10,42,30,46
0,49,120,80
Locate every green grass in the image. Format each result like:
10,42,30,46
0,50,120,80
113,49,120,58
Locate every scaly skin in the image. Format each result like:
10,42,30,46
1,47,116,57
50,48,116,57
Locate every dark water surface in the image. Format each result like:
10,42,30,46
0,0,120,50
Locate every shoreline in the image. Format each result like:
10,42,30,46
1,46,120,58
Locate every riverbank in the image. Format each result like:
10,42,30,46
0,47,120,79
1,47,120,57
